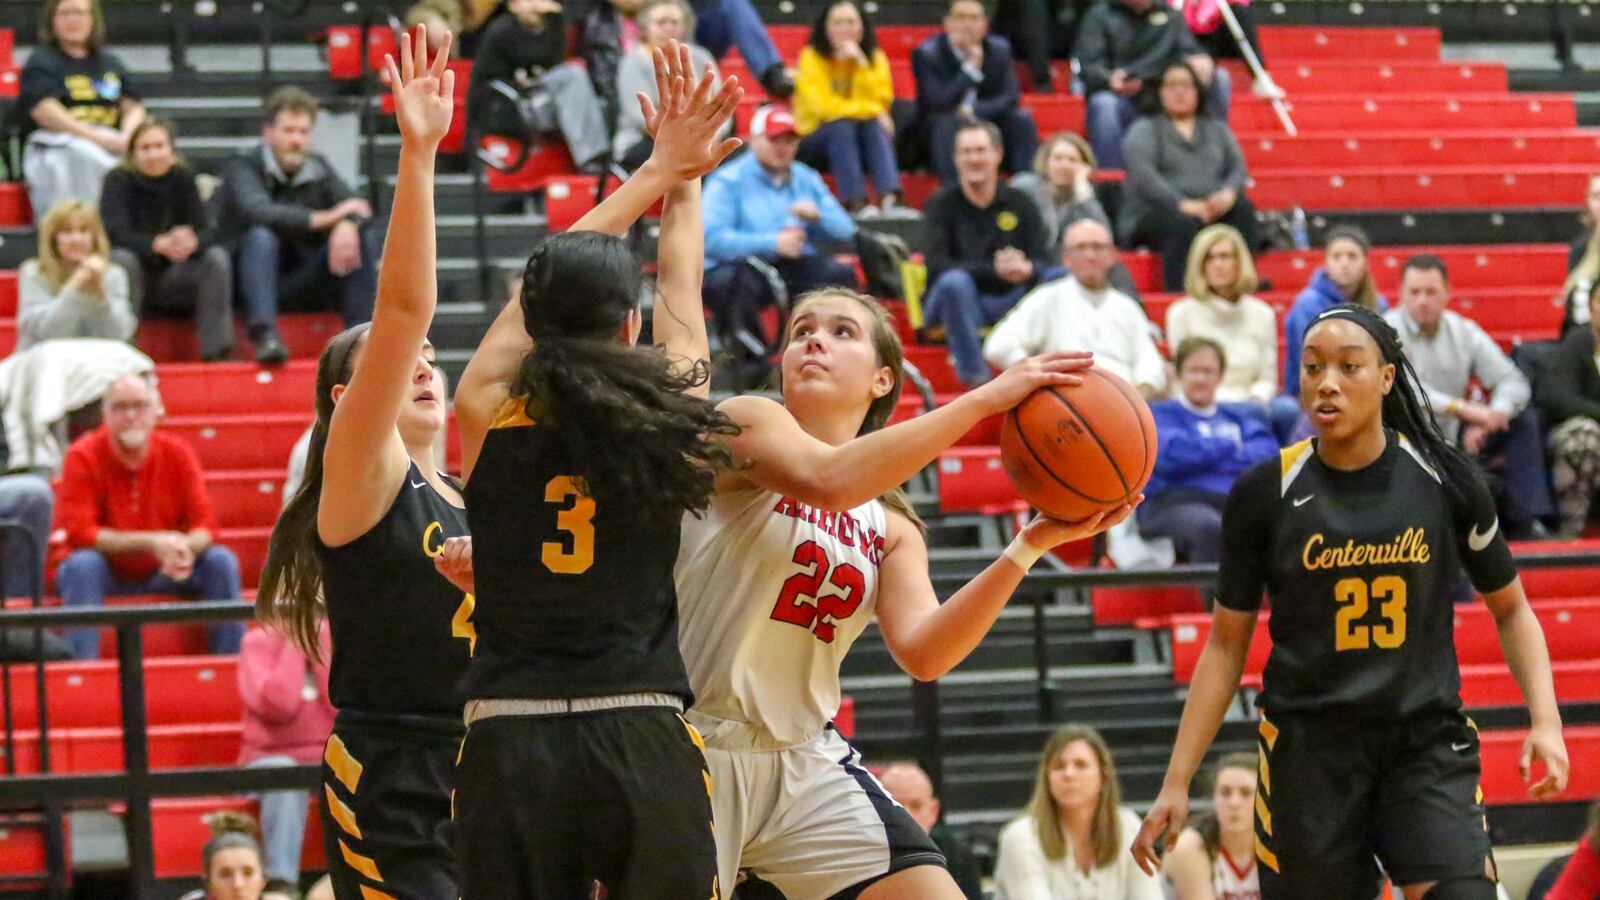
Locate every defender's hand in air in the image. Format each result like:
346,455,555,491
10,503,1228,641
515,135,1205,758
638,40,744,180
1021,499,1141,551
970,351,1096,416
385,25,456,150
434,536,474,595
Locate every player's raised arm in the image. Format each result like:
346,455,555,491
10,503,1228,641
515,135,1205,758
321,25,454,543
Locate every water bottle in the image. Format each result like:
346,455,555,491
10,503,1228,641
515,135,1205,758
1289,206,1310,251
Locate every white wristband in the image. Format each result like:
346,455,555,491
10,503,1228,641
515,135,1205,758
1003,534,1047,572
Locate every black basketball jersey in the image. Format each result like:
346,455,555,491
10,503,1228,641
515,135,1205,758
1216,431,1518,719
460,402,693,703
317,462,473,720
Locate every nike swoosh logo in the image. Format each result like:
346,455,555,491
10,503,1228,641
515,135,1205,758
1451,741,1472,752
1293,495,1314,507
1467,518,1498,552
411,480,427,490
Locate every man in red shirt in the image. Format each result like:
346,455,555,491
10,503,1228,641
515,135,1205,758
54,373,243,659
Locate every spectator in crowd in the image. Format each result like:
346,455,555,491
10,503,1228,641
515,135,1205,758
1181,0,1280,97
1533,800,1600,900
215,87,377,365
703,105,858,375
1140,337,1275,564
1118,60,1255,293
1162,752,1262,900
18,0,145,217
0,473,54,601
1010,132,1143,301
404,0,463,58
176,812,267,900
1385,255,1556,540
1074,0,1229,170
581,0,647,125
1561,173,1600,336
469,0,611,173
692,0,794,98
17,199,135,351
793,1,910,218
985,219,1166,397
1536,282,1600,539
52,373,243,660
1282,225,1386,397
614,0,722,171
911,0,1041,186
992,0,1057,93
922,119,1051,388
101,118,234,362
878,761,984,900
238,622,334,889
994,724,1164,899
1164,224,1277,405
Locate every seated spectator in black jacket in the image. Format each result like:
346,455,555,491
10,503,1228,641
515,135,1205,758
1537,282,1600,539
101,119,233,361
470,0,610,172
1117,61,1255,292
214,87,376,364
878,762,984,900
911,0,1040,186
580,0,647,127
1075,0,1229,170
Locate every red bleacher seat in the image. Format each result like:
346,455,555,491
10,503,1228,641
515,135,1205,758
1257,26,1442,61
326,25,397,80
1232,95,1575,134
0,270,16,317
937,447,1023,515
482,138,575,193
167,412,311,472
0,28,13,69
0,655,240,733
1479,726,1600,804
134,314,340,364
0,814,62,892
157,361,316,416
0,68,16,100
1241,130,1600,171
1249,166,1591,211
207,470,289,530
223,528,272,591
148,796,325,879
1093,584,1206,626
0,184,30,228
1231,60,1508,95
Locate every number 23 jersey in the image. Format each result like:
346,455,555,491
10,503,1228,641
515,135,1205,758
675,488,888,748
1216,431,1517,719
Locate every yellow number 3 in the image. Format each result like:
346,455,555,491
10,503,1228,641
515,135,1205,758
1334,576,1408,651
542,476,596,574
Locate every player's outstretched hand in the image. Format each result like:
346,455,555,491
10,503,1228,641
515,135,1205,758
1020,498,1141,550
970,351,1094,416
639,40,744,181
1131,780,1191,876
1521,722,1569,800
384,25,456,150
434,536,474,595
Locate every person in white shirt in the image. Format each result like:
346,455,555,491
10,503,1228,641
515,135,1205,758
1383,254,1556,541
994,724,1164,900
1164,223,1277,406
984,218,1167,398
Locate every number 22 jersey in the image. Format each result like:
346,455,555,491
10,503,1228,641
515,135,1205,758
1216,431,1518,719
675,488,888,748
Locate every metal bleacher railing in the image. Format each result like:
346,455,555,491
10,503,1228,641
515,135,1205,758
0,545,1596,895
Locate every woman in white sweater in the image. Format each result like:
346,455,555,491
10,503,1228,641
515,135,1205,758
995,725,1165,900
1162,223,1277,406
612,0,722,170
17,198,134,351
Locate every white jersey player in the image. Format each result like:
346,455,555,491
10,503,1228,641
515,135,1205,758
659,282,1137,900
1163,753,1262,900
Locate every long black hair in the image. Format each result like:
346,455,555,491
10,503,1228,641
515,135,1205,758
1306,303,1478,500
256,323,371,657
808,0,879,60
512,231,738,527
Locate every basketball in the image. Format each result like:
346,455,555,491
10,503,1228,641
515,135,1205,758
998,367,1158,522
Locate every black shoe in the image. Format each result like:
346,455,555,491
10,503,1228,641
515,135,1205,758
199,347,234,363
255,334,289,365
760,64,795,100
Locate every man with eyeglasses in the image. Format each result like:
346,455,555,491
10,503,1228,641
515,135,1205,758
51,373,243,659
984,218,1166,398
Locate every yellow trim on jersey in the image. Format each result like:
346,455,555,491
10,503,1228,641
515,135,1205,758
1259,717,1279,751
1257,751,1271,796
1254,792,1273,836
339,840,384,882
359,887,398,900
1278,439,1315,496
491,398,537,430
324,785,363,840
1255,836,1280,873
323,735,364,794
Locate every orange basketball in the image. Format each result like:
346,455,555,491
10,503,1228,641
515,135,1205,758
998,367,1158,522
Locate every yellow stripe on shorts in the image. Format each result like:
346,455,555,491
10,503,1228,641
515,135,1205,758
339,839,383,882
324,734,364,794
324,785,363,840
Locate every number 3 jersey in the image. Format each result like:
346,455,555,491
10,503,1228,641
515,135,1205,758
1217,431,1518,720
675,488,888,748
460,403,693,704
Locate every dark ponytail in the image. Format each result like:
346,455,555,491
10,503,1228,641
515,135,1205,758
514,231,739,527
256,324,371,658
1309,304,1478,501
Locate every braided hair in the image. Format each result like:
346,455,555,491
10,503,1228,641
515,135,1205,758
1305,303,1478,501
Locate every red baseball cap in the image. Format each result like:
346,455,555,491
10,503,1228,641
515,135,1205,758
750,105,797,138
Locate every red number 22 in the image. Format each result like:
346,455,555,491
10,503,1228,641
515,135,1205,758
769,541,866,643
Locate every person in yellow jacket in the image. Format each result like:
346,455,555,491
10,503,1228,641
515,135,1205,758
793,1,913,219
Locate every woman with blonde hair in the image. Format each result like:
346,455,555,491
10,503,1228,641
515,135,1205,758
1560,173,1600,335
17,198,134,350
994,725,1163,899
1165,224,1277,406
613,0,722,169
1010,132,1144,300
1282,224,1385,397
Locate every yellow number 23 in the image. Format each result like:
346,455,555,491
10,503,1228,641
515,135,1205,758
542,476,596,574
1334,576,1407,651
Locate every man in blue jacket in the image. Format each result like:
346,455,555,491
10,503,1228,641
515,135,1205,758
703,106,859,378
1141,336,1277,564
911,0,1040,185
